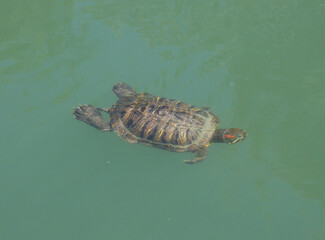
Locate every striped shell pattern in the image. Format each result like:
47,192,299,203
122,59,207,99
109,93,219,151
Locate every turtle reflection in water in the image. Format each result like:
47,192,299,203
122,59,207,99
73,82,247,163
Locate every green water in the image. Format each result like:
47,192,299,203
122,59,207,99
1,0,325,239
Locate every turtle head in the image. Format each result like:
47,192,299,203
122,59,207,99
212,128,247,144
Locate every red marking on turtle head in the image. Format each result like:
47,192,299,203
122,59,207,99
224,134,235,139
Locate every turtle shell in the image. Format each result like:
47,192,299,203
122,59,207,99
109,93,220,152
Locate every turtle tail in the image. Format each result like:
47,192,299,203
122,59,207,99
113,82,137,99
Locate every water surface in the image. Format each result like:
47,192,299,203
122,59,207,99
1,1,325,239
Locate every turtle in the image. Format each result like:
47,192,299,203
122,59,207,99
73,82,247,163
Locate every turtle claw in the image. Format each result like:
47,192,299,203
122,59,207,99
184,160,195,164
184,159,204,164
72,104,112,131
73,104,94,120
184,148,207,164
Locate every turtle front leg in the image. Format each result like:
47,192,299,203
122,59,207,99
73,104,112,132
184,148,208,164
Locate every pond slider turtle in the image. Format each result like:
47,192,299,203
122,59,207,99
73,82,247,163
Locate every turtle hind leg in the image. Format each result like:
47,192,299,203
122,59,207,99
184,148,208,164
73,104,112,132
97,107,112,114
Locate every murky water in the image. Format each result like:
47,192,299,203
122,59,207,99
1,1,325,239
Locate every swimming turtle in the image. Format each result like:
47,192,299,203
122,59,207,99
73,82,247,163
